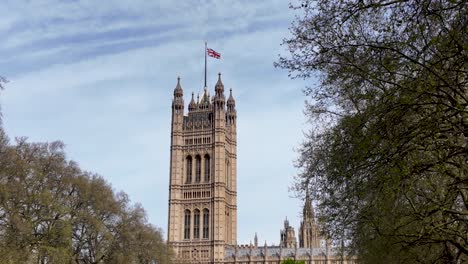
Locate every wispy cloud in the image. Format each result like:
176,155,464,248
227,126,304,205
0,0,310,244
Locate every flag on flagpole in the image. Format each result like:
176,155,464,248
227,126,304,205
207,48,221,59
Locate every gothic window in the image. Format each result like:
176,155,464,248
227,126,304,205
194,209,200,239
203,209,209,239
184,209,191,239
195,155,201,182
204,154,210,182
186,156,192,183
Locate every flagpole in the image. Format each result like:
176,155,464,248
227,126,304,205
204,41,207,88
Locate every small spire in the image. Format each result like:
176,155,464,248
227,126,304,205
173,76,183,97
189,92,197,111
227,88,235,106
304,190,315,220
215,72,224,94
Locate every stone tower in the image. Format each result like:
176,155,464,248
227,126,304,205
167,74,237,264
298,193,322,248
280,217,297,248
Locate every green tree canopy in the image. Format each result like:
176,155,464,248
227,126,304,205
277,0,467,263
0,94,171,263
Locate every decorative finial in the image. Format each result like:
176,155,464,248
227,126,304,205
215,72,224,94
174,76,183,97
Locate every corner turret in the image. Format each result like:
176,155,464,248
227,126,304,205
172,76,184,114
226,88,237,125
214,73,225,111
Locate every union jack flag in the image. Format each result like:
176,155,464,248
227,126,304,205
207,48,220,59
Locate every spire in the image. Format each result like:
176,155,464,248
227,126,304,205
303,191,315,221
198,86,211,110
254,232,258,247
227,88,235,107
173,76,183,98
188,92,197,111
215,72,224,94
172,76,184,112
226,88,237,125
213,73,225,111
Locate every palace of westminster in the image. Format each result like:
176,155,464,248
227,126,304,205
167,73,356,264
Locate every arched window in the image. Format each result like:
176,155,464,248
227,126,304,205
203,209,209,239
195,155,201,182
186,156,192,183
204,154,210,182
193,209,200,239
184,210,191,239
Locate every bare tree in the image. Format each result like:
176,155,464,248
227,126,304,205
277,1,467,262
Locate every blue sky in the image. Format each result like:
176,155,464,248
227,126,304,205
0,0,312,245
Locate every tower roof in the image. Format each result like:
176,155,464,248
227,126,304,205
227,88,235,106
215,72,224,93
198,87,211,110
188,92,197,111
173,76,183,97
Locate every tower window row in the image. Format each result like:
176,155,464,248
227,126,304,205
185,137,211,145
183,190,211,199
186,154,210,184
184,209,210,240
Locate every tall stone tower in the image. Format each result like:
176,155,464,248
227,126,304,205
298,193,322,248
167,74,237,264
280,217,297,248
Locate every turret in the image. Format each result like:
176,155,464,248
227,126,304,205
171,76,184,130
214,73,225,111
188,92,197,112
172,76,184,114
199,87,211,110
226,88,237,125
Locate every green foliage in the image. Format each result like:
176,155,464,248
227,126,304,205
278,0,467,263
282,259,305,264
0,126,172,263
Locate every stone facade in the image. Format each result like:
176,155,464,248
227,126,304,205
280,218,297,248
299,193,322,249
167,74,356,264
168,74,237,264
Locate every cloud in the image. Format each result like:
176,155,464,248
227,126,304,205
0,0,309,244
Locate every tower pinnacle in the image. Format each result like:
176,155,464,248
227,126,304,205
215,72,224,94
174,76,183,97
172,76,184,112
189,92,197,111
